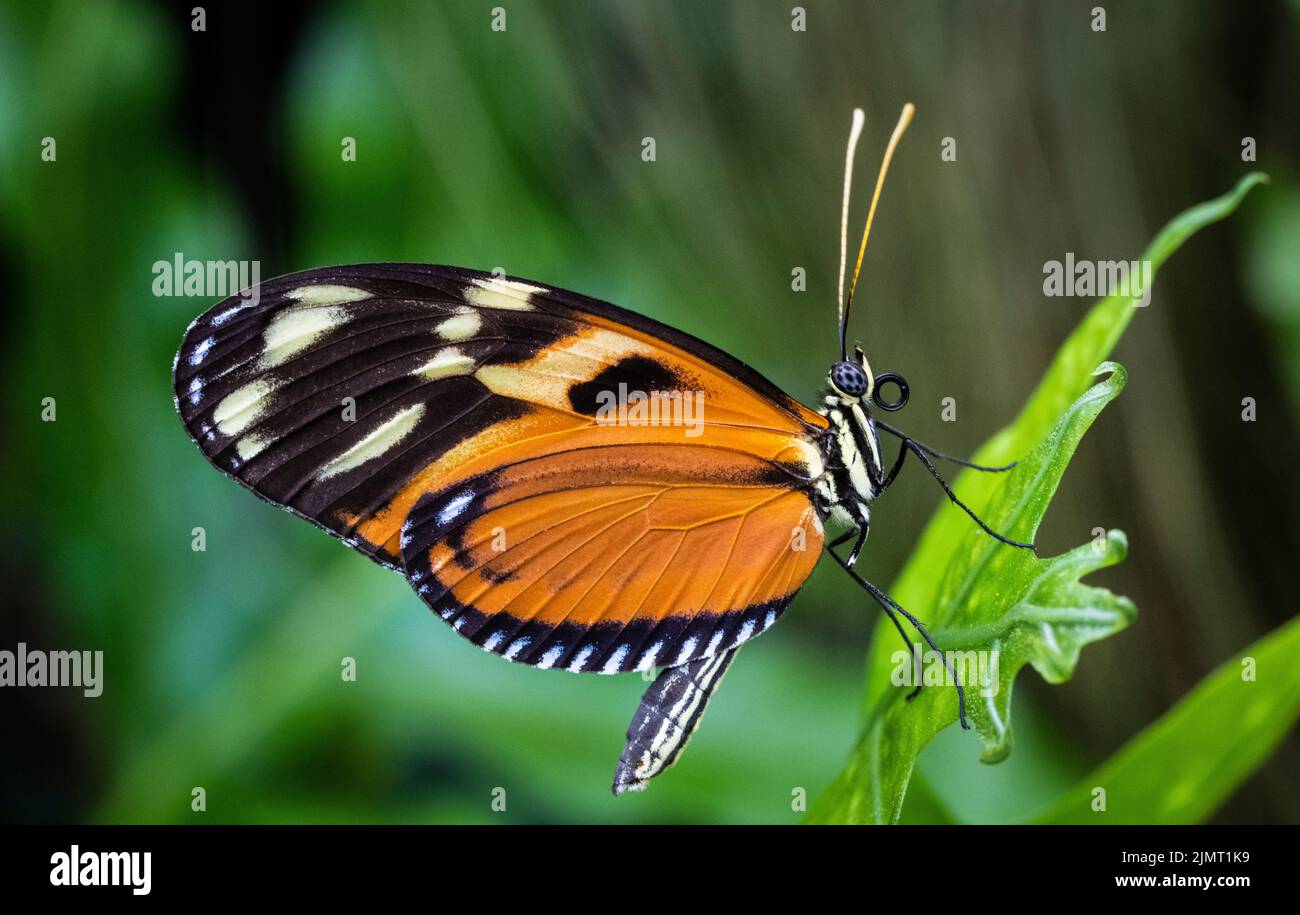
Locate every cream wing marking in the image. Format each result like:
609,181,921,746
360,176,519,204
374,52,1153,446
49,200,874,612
317,404,427,481
213,379,280,436
434,309,482,341
258,304,351,368
464,276,544,311
286,284,373,306
412,348,478,380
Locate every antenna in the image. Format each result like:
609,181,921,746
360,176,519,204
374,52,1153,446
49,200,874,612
836,108,866,343
839,102,915,359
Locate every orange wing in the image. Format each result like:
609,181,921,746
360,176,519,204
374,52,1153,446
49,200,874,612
403,444,823,673
173,265,829,673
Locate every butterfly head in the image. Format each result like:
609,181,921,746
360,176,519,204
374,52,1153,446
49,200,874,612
828,345,873,401
833,104,915,416
828,345,908,412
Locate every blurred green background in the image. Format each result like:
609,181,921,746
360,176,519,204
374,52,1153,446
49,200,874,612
1,0,1297,824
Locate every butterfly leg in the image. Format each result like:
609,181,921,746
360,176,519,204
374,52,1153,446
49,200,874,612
875,433,1036,553
826,545,968,727
877,588,923,702
612,648,738,794
826,529,857,551
827,536,922,700
826,523,870,567
874,420,1019,472
846,521,869,567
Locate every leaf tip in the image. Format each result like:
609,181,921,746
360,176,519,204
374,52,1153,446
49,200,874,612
1104,527,1129,565
1238,171,1270,191
1092,360,1127,389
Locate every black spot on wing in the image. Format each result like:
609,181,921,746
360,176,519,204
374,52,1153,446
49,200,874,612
567,355,687,416
478,563,519,584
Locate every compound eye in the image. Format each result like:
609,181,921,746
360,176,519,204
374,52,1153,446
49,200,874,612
830,361,869,398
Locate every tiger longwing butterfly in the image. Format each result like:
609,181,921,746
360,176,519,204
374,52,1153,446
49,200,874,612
172,104,1031,795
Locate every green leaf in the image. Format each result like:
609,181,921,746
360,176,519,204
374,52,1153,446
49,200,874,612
809,364,1134,824
1029,613,1300,824
809,175,1267,825
891,173,1270,625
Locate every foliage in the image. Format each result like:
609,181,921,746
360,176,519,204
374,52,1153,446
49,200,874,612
810,176,1269,824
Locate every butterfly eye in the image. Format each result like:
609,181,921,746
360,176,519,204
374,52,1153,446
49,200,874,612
871,372,910,412
829,361,869,398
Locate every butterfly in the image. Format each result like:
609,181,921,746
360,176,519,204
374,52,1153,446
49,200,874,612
171,104,1032,795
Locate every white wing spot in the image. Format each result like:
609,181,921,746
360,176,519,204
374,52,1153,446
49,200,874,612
636,640,663,671
435,310,482,341
189,336,215,366
737,619,756,644
259,305,349,368
235,432,272,461
316,404,426,480
538,644,565,669
601,644,631,675
568,645,595,672
464,276,545,311
674,637,698,666
705,629,726,657
213,379,279,436
211,302,253,326
412,347,477,380
504,636,531,660
437,490,475,527
286,284,372,306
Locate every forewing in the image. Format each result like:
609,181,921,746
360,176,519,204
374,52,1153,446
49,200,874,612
173,265,827,571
